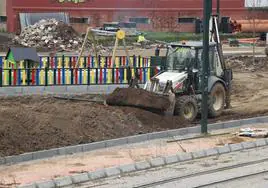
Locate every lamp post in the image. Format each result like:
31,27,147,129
201,0,212,134
217,0,220,18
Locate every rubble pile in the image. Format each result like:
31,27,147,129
13,19,84,51
226,56,268,72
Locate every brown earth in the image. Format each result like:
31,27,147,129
226,56,268,72
0,96,189,157
0,56,267,157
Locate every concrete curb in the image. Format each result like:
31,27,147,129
0,85,131,96
2,116,268,166
18,137,268,188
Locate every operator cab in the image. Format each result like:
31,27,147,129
166,41,224,78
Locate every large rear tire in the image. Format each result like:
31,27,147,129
174,96,198,122
208,83,226,117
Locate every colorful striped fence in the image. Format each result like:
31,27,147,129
0,55,162,87
0,55,151,69
0,67,160,87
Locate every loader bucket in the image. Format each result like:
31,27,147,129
106,88,172,113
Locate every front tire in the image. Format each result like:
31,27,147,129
208,83,226,117
175,96,198,122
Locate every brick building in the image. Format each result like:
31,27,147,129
6,0,268,33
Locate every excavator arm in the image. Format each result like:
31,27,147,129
209,15,233,108
209,15,225,70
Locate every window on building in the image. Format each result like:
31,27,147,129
129,17,150,24
0,16,7,23
119,22,137,28
70,17,89,24
178,17,196,24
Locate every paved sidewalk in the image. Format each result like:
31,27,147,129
79,144,268,188
0,123,267,186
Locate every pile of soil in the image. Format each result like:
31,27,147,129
106,88,171,113
226,56,268,72
0,96,188,157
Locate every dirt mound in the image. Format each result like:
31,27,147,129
106,88,171,113
0,96,187,157
120,107,188,130
226,56,268,72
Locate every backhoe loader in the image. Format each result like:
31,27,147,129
107,15,233,122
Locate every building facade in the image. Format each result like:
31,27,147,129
6,0,268,33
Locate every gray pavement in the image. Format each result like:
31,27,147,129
77,145,268,188
0,84,129,96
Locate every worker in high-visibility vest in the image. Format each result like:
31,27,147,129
137,33,147,48
137,33,146,43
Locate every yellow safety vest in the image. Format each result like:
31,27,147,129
138,36,146,43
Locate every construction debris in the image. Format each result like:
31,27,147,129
236,128,268,138
13,19,84,52
226,56,268,72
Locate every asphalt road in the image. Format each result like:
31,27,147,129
77,145,268,188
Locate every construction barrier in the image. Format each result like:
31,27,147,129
0,55,162,87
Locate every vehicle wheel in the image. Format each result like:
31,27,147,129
208,83,226,117
174,96,198,122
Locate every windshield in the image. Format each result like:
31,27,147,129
166,47,196,70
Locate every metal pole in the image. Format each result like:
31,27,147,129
217,0,220,18
217,0,221,28
201,0,212,134
217,0,220,26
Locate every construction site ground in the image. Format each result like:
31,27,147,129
0,122,267,186
0,56,267,158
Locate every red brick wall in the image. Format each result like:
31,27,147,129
7,0,268,33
